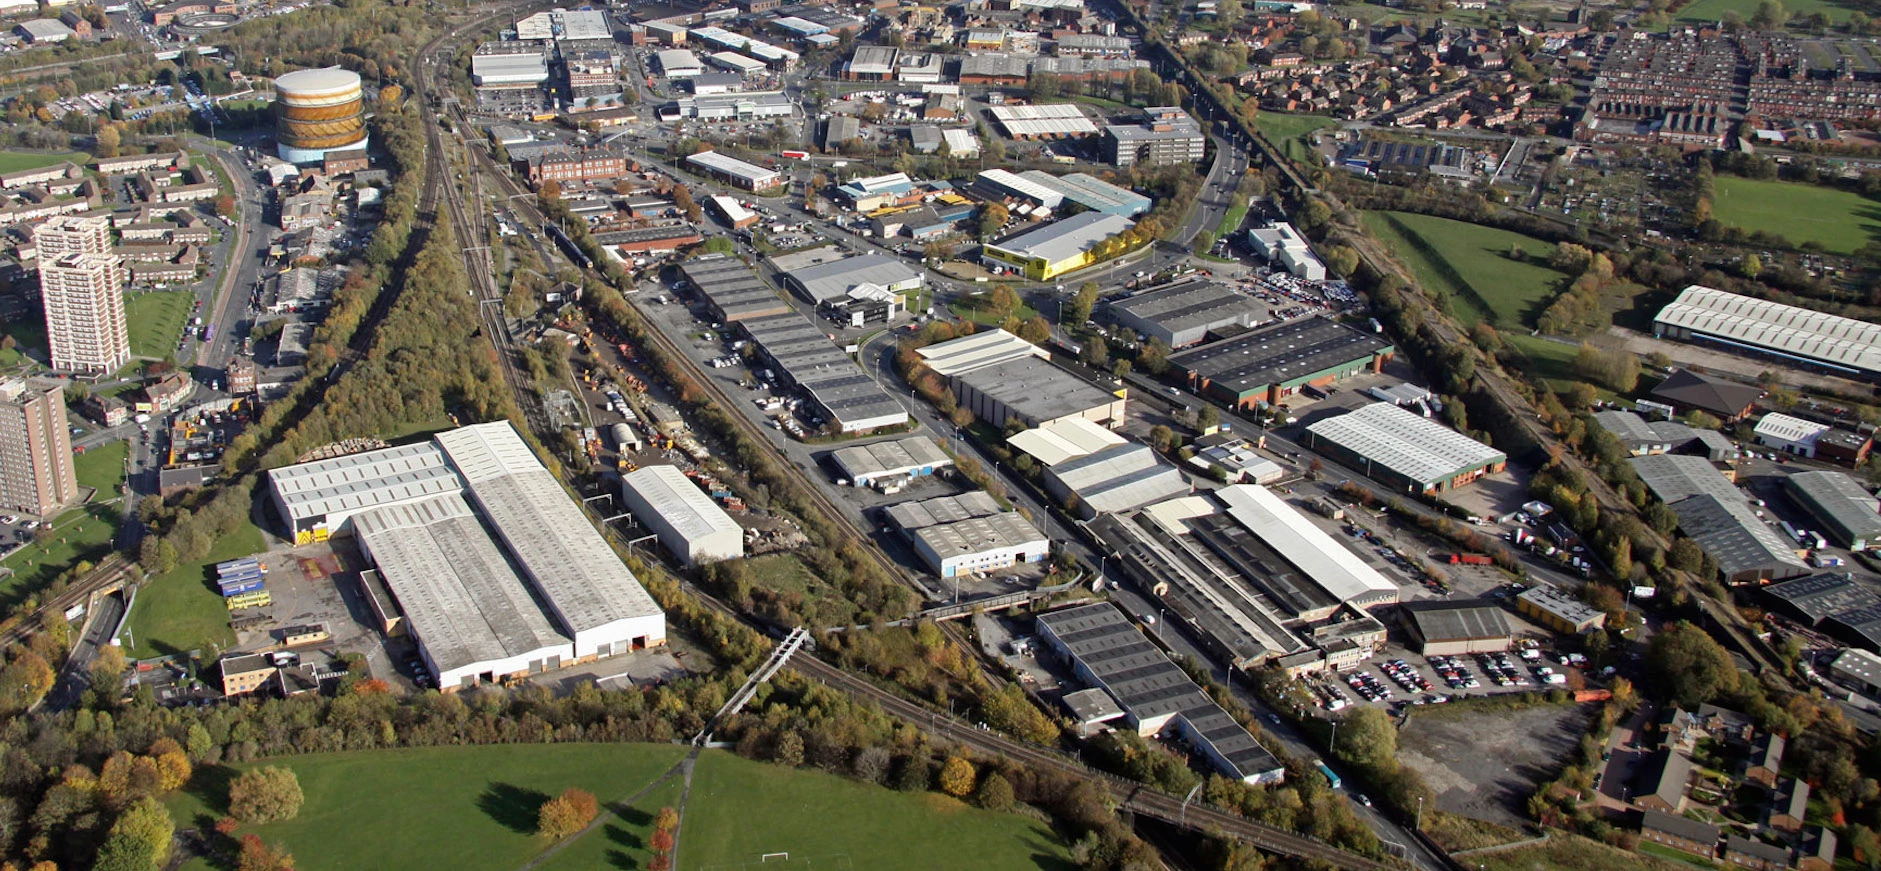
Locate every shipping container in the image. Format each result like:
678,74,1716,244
1316,761,1342,789
218,579,265,597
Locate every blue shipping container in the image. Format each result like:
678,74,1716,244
218,569,263,586
217,557,260,573
218,579,265,597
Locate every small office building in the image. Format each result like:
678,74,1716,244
1517,585,1606,634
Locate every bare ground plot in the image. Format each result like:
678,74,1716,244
1397,703,1593,828
1606,325,1874,398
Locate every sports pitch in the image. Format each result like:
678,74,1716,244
1710,175,1881,254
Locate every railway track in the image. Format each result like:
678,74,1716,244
0,554,135,651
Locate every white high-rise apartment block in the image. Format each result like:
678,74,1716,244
33,214,112,259
39,252,130,374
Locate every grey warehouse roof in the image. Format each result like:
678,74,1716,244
913,328,1047,377
883,491,1004,530
1630,454,1807,579
353,494,569,676
1763,573,1881,624
740,313,908,429
912,512,1046,557
681,255,790,320
1305,403,1506,487
954,355,1118,422
1171,316,1393,393
985,211,1134,264
434,423,662,631
1050,443,1190,514
1108,278,1272,342
1785,470,1881,545
1404,600,1512,642
831,436,952,481
784,253,922,304
1038,603,1282,780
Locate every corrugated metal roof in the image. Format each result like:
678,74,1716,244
622,464,742,546
436,423,662,633
1007,418,1127,466
1216,484,1399,605
1305,403,1505,487
1655,285,1881,375
914,328,1048,377
268,442,462,523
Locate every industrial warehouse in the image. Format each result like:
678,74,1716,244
981,212,1136,281
904,510,1049,578
830,436,952,488
1036,603,1286,785
1762,573,1881,651
1783,470,1881,551
778,248,925,310
1172,316,1394,409
970,169,1151,218
1653,285,1881,382
1401,600,1514,655
739,313,910,432
1303,403,1507,494
269,423,666,691
1630,453,1810,584
681,254,792,322
619,464,745,567
684,150,784,191
1011,420,1190,520
950,355,1125,430
1105,278,1274,348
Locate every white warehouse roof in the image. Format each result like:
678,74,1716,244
914,328,1048,377
1755,413,1829,448
1008,417,1127,466
1654,285,1881,378
471,52,549,85
1305,403,1507,488
620,465,743,565
656,49,704,76
1215,484,1399,605
1049,443,1190,514
268,442,463,530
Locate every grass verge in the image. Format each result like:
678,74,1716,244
0,441,127,608
125,290,196,359
169,744,691,871
1475,832,1699,871
119,518,264,659
0,151,86,174
1253,112,1337,164
681,749,1071,870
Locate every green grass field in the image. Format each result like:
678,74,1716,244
682,750,1071,870
169,745,1070,871
124,291,195,359
1253,112,1337,165
1711,175,1881,254
170,744,692,871
119,518,263,659
1676,0,1855,21
0,151,87,174
533,771,685,871
0,317,44,369
0,441,126,609
1478,833,1701,871
1361,211,1567,327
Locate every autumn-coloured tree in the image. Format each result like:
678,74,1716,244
537,788,599,838
236,835,295,871
938,756,977,798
